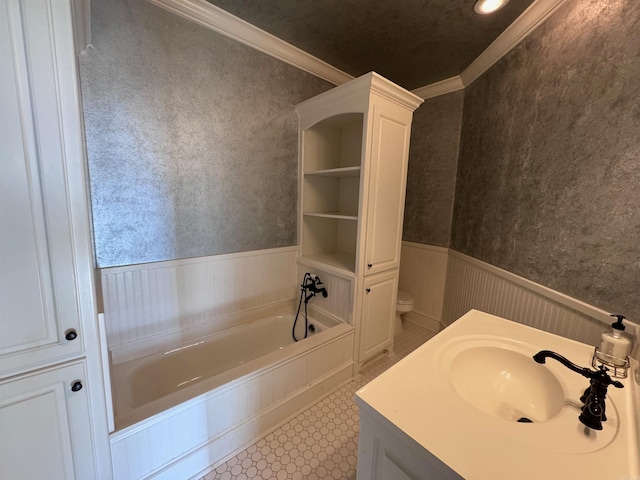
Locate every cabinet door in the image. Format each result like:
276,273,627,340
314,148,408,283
359,271,398,362
0,0,84,377
363,103,412,276
357,408,464,480
0,361,98,480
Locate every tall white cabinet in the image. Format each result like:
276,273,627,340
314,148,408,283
296,72,422,364
1,0,112,478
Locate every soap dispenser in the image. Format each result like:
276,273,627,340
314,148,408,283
594,314,632,368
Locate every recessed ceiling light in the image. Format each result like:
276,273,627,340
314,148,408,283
474,0,510,15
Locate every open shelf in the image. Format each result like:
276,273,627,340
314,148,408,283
303,174,359,217
299,252,356,274
305,166,361,178
300,113,363,276
304,212,358,221
303,113,364,172
301,216,357,273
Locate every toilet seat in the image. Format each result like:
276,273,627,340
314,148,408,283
395,290,413,335
396,290,414,306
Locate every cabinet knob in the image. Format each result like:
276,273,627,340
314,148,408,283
366,288,371,294
71,381,83,392
367,263,373,269
65,329,78,341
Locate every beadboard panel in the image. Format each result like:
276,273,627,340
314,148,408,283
443,250,608,347
101,247,298,348
399,242,448,329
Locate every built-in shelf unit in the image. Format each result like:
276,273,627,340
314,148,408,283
301,113,363,274
296,72,422,365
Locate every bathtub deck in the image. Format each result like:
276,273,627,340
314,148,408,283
201,322,436,480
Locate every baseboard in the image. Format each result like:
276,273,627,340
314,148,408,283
403,311,443,334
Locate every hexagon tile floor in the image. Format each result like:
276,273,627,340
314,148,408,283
200,321,436,480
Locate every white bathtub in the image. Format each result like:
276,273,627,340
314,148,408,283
109,310,355,480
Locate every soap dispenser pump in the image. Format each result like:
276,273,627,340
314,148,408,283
594,314,632,369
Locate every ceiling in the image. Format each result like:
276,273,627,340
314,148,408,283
205,0,536,90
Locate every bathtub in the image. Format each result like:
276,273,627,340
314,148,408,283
109,309,355,480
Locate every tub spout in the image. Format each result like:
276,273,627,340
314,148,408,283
533,350,623,430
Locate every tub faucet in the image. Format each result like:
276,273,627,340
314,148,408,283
533,350,623,430
302,274,328,303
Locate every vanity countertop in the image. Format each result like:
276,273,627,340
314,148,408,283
356,310,640,479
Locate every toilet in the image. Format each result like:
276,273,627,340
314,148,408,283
395,290,414,335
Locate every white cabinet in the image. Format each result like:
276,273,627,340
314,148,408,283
296,72,422,364
1,0,84,377
363,103,413,277
356,406,462,480
0,361,98,480
358,271,398,362
1,0,112,478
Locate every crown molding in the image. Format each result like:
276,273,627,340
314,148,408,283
412,0,567,99
369,72,424,110
149,0,566,100
411,76,464,100
459,0,567,86
148,0,354,86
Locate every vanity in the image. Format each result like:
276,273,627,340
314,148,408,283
355,310,640,479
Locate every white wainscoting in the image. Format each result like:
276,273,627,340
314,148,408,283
398,242,449,332
101,247,299,350
443,250,611,347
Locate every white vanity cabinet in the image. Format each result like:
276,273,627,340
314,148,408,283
356,406,462,480
296,72,422,364
1,0,112,478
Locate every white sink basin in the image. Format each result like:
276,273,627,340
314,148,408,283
449,345,564,422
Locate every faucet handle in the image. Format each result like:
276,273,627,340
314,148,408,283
592,365,624,388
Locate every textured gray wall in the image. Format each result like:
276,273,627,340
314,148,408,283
452,0,640,319
403,91,464,246
79,0,331,267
